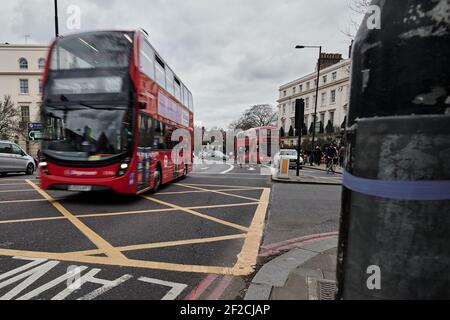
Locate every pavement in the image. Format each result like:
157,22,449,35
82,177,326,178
0,162,341,300
240,177,341,300
244,236,338,300
272,166,342,185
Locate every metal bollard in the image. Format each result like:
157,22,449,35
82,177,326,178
336,0,450,299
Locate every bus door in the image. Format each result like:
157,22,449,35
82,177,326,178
138,114,153,191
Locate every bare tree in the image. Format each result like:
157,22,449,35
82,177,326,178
230,104,277,131
343,0,371,40
0,95,20,140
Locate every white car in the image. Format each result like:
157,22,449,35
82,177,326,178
274,149,303,169
0,141,36,176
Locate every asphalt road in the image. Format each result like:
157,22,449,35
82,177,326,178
0,163,340,300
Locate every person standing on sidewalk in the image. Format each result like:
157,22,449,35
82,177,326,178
313,146,323,166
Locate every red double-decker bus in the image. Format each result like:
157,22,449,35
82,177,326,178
235,126,279,165
39,30,194,194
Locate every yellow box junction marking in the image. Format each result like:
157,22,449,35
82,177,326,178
0,180,270,276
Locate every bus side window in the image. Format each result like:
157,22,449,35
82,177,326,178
182,84,189,107
138,114,153,148
166,68,175,96
155,55,166,89
140,40,155,80
188,91,194,111
153,119,166,150
174,77,181,102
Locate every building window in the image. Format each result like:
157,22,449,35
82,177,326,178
38,58,46,69
299,84,303,92
323,75,327,84
329,111,335,126
283,105,286,114
291,101,295,114
20,79,29,94
293,87,296,94
330,90,336,104
39,79,43,94
21,106,30,125
320,113,325,125
314,79,317,88
283,90,287,97
306,82,310,90
19,58,28,69
321,92,327,106
313,95,316,105
305,97,310,109
332,72,337,81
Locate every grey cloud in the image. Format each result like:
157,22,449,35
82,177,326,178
0,0,353,128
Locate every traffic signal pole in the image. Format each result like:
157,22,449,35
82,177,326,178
337,0,450,299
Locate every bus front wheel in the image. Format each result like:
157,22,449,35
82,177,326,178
152,167,161,192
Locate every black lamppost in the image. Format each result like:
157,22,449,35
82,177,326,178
54,0,59,37
295,45,322,166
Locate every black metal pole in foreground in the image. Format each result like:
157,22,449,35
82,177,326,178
337,0,450,299
295,99,305,177
54,0,59,37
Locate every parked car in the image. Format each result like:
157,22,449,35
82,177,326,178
274,149,303,169
0,141,36,176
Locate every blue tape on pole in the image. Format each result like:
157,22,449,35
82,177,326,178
343,171,450,201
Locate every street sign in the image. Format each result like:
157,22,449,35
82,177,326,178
28,123,44,141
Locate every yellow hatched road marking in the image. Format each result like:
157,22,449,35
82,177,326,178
157,188,264,195
26,180,128,262
0,199,48,204
143,195,250,232
0,182,270,275
176,183,260,202
0,189,36,193
65,234,247,256
0,202,259,225
179,183,264,189
0,247,236,275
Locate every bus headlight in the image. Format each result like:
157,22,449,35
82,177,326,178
39,161,49,174
117,158,131,176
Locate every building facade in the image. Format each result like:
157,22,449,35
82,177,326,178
0,44,49,156
277,56,351,147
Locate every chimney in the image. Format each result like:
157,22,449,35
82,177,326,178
317,53,343,70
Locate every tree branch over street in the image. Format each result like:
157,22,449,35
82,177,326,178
342,0,371,40
229,104,277,131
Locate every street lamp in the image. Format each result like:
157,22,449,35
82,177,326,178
295,45,322,166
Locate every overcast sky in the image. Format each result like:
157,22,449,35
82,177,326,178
0,0,357,128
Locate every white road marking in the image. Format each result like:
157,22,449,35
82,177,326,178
17,266,89,300
0,257,46,281
138,277,188,300
221,164,234,174
0,259,60,300
200,167,210,170
75,272,133,300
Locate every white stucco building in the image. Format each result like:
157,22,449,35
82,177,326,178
0,43,49,155
277,54,351,147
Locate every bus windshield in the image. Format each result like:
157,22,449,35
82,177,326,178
50,31,134,70
42,104,133,162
